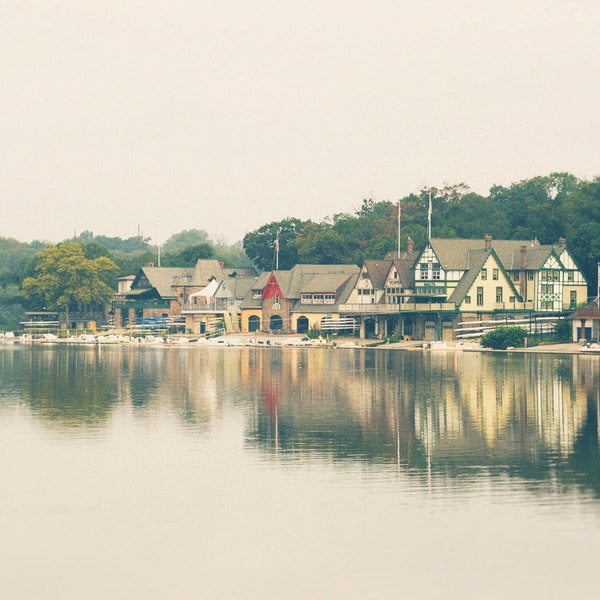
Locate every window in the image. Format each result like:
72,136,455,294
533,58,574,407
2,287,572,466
527,272,534,281
476,287,484,306
513,272,520,281
493,268,499,280
324,294,335,304
570,290,577,309
432,264,441,280
567,272,574,282
496,287,503,303
313,294,324,304
464,296,471,304
252,290,263,299
481,269,487,280
300,294,312,304
509,296,515,303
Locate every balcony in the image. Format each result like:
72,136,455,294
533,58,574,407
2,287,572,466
339,302,456,314
182,299,237,313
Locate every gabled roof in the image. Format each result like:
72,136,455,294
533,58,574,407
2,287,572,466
191,259,226,286
426,238,558,271
390,257,416,288
447,249,522,305
239,264,360,311
362,260,392,289
228,277,255,301
279,264,359,299
447,250,489,304
132,267,194,299
239,271,271,309
301,272,355,294
290,271,360,313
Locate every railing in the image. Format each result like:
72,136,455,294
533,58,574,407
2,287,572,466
182,300,237,312
112,299,170,310
339,302,456,314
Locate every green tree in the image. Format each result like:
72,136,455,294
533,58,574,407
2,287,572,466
162,243,215,267
559,176,600,294
161,229,210,253
480,326,527,350
22,242,119,325
243,218,307,271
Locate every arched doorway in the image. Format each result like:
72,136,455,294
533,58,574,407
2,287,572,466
248,315,261,333
364,318,376,339
296,316,309,334
270,314,283,333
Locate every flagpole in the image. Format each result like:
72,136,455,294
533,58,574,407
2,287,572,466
275,229,281,270
428,191,432,239
397,201,401,257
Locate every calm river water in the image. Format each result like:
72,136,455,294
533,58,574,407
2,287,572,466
1,343,599,599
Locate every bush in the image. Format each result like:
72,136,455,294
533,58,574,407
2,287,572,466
553,319,572,342
480,326,528,350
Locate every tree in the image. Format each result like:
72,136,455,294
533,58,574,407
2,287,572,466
162,243,215,267
162,229,210,253
480,326,527,350
243,218,307,271
22,242,119,325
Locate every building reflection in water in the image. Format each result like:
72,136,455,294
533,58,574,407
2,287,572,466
1,344,598,496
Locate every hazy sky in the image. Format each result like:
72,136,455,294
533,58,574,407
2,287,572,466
2,0,599,245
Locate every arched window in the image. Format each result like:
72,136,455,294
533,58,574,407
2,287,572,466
296,316,309,334
248,315,261,333
270,315,283,333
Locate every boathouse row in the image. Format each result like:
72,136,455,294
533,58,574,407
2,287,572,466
113,236,590,341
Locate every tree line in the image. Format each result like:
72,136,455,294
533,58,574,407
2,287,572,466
1,172,599,329
0,229,250,329
242,172,600,293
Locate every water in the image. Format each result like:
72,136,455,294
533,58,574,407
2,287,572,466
1,344,599,599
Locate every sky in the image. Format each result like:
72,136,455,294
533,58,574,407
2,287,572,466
2,0,599,246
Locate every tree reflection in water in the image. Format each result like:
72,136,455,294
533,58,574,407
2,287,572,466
1,344,598,498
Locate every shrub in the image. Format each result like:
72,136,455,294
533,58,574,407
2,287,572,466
480,326,528,350
553,319,572,342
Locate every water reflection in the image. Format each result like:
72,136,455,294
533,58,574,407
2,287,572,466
1,344,598,497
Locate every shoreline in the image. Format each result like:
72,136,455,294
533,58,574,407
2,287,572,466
0,331,594,355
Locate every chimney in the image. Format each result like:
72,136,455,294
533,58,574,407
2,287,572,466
519,246,528,299
407,237,415,253
484,234,492,251
146,262,155,267
520,246,527,268
558,236,566,247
